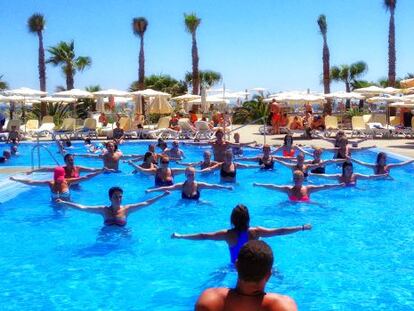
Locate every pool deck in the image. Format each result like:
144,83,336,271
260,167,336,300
1,124,413,175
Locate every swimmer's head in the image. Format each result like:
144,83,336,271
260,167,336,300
236,240,274,283
262,144,271,154
376,152,387,166
233,132,240,142
3,150,11,159
64,154,75,166
313,147,322,159
148,144,155,152
143,152,153,163
84,138,91,145
172,140,179,148
293,170,305,185
10,145,18,155
336,130,345,138
231,204,250,232
342,161,353,176
296,152,305,163
185,167,196,181
116,122,121,128
53,167,66,183
215,129,224,140
203,150,211,161
224,150,233,162
160,155,170,166
283,134,293,146
65,140,72,147
105,141,117,152
108,186,123,206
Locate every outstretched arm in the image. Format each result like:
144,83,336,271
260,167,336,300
350,145,375,151
146,183,183,193
350,158,375,168
77,166,102,173
354,173,388,180
171,230,228,241
72,153,102,158
307,183,344,193
131,165,157,175
236,156,260,162
295,145,313,157
10,176,50,186
253,224,312,238
235,162,261,169
125,160,142,173
253,182,290,193
314,132,336,144
387,159,414,169
55,199,105,214
67,169,110,184
199,162,222,173
197,182,233,191
124,191,170,214
308,173,341,180
176,161,201,167
273,158,295,168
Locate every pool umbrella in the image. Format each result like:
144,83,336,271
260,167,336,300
131,89,170,97
4,88,48,121
171,94,201,101
93,89,131,97
324,91,365,100
354,86,386,96
147,96,173,114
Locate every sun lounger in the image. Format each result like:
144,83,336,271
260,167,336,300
324,115,339,137
21,119,39,136
52,118,77,139
194,120,214,140
178,119,196,139
351,116,372,137
73,118,98,139
41,115,54,124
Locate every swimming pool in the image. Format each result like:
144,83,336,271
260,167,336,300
0,141,413,310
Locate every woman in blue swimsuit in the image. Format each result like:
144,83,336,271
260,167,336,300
172,204,311,263
56,187,170,226
146,167,233,200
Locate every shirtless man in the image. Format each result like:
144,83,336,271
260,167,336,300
195,240,297,311
163,140,185,161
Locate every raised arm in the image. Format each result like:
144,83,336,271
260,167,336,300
124,191,170,214
171,229,228,241
146,183,183,193
350,158,375,168
197,182,233,191
55,199,105,214
253,182,290,193
252,224,312,238
307,183,344,193
10,176,50,186
387,159,414,169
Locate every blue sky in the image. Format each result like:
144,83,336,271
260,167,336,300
0,0,413,93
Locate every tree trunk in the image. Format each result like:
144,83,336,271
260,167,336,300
191,33,200,95
388,8,396,87
66,67,74,90
38,31,47,118
322,35,331,115
138,35,145,90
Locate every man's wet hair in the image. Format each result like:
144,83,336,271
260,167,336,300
109,186,123,198
64,153,74,161
237,240,274,282
231,204,250,232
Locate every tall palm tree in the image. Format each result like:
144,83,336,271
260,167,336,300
384,0,397,87
28,13,47,117
0,75,8,90
330,61,368,92
132,17,148,90
184,13,201,95
317,15,330,94
46,40,91,90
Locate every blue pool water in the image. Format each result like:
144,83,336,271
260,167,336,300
0,141,413,310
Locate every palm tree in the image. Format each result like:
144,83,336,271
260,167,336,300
185,70,222,89
384,0,397,87
0,75,8,90
317,15,330,94
28,13,47,117
132,17,148,90
330,61,368,92
46,40,91,90
184,13,201,95
129,74,187,97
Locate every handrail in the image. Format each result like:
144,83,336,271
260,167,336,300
31,136,61,170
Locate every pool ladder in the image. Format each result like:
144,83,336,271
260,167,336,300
31,136,61,170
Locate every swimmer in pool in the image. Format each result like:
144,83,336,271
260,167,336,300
322,137,374,159
315,130,368,147
300,147,346,174
26,153,101,179
184,129,256,162
351,152,414,175
132,155,187,187
202,150,261,182
237,144,286,170
10,167,108,201
126,152,158,172
74,141,143,171
274,152,331,177
172,204,311,263
56,187,170,226
146,167,232,200
163,140,185,161
309,161,389,186
253,170,344,202
271,134,313,158
177,150,219,170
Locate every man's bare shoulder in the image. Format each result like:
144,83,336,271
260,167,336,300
263,293,298,311
195,288,229,311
